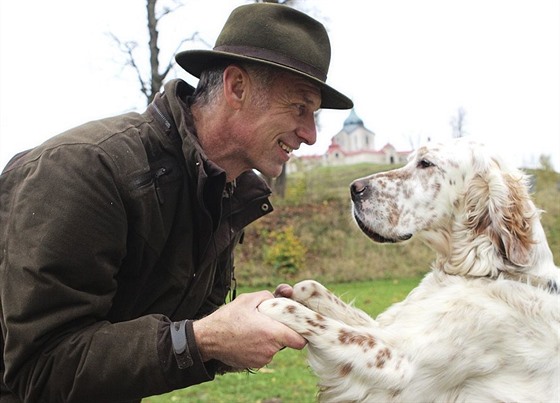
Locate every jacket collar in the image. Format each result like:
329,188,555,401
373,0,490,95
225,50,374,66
153,79,274,264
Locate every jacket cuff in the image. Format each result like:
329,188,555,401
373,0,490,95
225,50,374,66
170,320,192,369
184,320,204,369
157,318,215,390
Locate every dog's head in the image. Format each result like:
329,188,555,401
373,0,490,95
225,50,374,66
351,138,540,277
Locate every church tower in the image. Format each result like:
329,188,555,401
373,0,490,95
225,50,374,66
331,109,375,153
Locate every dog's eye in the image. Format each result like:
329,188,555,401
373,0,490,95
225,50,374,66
418,159,435,169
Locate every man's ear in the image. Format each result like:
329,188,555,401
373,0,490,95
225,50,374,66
223,65,247,108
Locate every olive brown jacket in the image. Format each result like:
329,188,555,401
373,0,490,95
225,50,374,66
0,79,273,402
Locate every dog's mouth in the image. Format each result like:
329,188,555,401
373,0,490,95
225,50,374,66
353,213,412,244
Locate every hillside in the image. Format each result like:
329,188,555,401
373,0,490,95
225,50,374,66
235,163,560,287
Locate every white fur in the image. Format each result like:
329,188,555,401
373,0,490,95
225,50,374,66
259,139,559,402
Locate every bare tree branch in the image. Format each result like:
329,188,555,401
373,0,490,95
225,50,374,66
107,32,150,99
160,32,208,85
157,0,183,19
108,0,211,105
450,107,467,138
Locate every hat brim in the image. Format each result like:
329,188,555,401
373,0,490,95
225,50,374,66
176,49,353,110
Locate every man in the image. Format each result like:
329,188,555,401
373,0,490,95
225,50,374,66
0,3,352,402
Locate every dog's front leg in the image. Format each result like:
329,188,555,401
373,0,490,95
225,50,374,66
291,280,377,327
258,297,412,399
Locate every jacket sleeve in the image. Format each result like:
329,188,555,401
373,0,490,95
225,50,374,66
0,144,212,402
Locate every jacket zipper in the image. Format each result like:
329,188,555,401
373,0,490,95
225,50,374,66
154,167,168,204
152,104,171,130
131,166,171,205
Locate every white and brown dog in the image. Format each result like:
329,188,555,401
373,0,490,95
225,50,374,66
259,138,559,402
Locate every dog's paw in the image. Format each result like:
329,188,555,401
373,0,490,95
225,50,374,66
293,280,376,327
292,280,342,312
258,297,297,321
292,280,328,302
258,297,330,337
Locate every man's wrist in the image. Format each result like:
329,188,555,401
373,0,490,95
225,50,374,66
192,319,211,362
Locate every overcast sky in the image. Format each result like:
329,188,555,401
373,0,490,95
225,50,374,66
1,0,559,171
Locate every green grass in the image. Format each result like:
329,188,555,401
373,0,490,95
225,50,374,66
143,278,421,403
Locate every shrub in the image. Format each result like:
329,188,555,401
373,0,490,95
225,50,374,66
264,226,307,278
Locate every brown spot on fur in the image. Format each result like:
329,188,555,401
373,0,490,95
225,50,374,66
340,362,353,376
390,389,402,398
306,318,327,329
448,159,459,169
403,186,412,199
385,169,412,181
376,348,392,368
388,200,399,225
285,305,296,314
338,330,376,349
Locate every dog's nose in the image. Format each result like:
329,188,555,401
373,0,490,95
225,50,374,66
350,180,369,201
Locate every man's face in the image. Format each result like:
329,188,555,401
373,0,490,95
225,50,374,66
237,71,321,178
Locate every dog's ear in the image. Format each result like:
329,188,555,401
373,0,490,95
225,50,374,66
464,162,534,268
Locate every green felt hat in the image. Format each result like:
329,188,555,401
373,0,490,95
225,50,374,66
176,3,353,110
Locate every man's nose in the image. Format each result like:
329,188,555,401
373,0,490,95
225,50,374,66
297,117,317,145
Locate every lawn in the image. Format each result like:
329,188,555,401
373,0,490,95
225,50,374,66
143,278,421,403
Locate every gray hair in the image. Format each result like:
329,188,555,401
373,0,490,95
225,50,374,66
191,61,277,110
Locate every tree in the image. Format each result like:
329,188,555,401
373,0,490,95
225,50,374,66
539,154,554,172
450,107,467,138
110,0,209,105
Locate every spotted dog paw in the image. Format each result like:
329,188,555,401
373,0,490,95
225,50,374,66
258,297,331,338
258,297,298,319
291,280,375,327
291,280,329,303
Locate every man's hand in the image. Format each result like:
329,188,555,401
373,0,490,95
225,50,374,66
192,290,306,369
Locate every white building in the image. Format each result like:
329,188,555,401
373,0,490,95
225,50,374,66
289,109,411,172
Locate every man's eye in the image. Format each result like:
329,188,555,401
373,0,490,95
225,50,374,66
296,104,306,116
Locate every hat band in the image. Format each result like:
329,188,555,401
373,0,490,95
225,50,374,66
214,45,327,82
